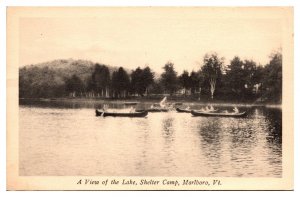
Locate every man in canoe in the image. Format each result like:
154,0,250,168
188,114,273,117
159,96,167,108
204,105,214,112
101,105,107,117
205,106,210,112
102,104,107,112
129,106,135,113
233,107,239,113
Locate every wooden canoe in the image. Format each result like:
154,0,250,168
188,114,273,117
191,110,246,117
176,108,218,113
124,102,139,105
136,108,169,112
176,108,191,113
95,109,148,117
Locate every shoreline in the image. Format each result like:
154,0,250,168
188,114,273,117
19,97,282,108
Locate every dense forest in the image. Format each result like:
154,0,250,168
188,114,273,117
19,51,282,103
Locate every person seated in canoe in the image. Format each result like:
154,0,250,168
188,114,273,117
150,104,154,109
100,105,108,117
233,107,239,113
185,106,190,110
129,106,135,113
159,97,167,109
223,110,229,114
205,106,210,112
168,103,175,109
209,105,215,111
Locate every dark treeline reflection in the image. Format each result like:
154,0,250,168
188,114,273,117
265,108,282,145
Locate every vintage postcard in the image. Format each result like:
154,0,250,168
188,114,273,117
7,7,293,190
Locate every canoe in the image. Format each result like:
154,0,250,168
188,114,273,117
176,108,218,113
136,108,169,112
124,102,139,105
195,109,218,113
95,109,148,117
176,108,191,113
191,110,246,117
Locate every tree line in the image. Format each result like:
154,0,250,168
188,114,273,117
19,51,282,103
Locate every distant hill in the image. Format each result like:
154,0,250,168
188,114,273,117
19,59,133,98
21,59,124,81
24,59,95,69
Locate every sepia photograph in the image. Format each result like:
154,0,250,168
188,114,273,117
6,6,293,190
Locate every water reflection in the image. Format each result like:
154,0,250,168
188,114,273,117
160,116,176,174
134,120,150,175
265,108,282,144
263,108,282,176
197,119,223,176
162,117,175,141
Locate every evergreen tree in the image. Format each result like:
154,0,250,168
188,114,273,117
178,70,191,95
111,67,130,98
262,51,282,102
65,74,84,97
160,62,178,95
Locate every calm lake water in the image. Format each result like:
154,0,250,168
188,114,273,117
19,99,282,177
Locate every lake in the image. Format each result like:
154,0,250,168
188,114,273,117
19,99,282,177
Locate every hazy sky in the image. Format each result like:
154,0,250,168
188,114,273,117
19,7,283,73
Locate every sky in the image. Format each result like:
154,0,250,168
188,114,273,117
19,7,283,73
